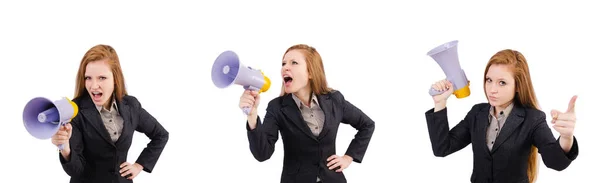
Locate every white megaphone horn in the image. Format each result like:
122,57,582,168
23,97,78,150
211,50,271,115
427,40,471,99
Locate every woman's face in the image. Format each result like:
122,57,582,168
85,60,115,108
281,49,310,94
485,64,516,108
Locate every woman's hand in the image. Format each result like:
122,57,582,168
51,123,72,159
120,162,144,180
551,95,578,152
326,155,353,172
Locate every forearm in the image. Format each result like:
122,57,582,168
247,113,258,130
60,149,71,161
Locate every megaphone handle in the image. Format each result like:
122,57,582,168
57,122,70,151
242,85,260,115
428,78,454,96
429,87,444,96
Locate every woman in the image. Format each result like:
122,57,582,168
239,44,375,183
51,44,169,183
425,49,579,183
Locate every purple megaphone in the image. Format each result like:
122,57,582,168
23,97,79,150
427,40,471,99
211,50,272,115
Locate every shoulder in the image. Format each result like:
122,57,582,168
471,102,490,111
122,95,142,108
323,89,344,101
523,106,546,122
265,94,285,109
71,95,87,106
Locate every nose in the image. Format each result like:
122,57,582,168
281,64,290,73
488,84,498,93
90,79,100,89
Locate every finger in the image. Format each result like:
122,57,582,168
551,110,559,120
241,97,255,105
566,95,577,113
243,94,256,101
327,155,337,161
327,158,340,167
120,162,130,168
121,169,132,177
251,90,259,96
553,120,574,128
329,161,342,170
55,135,70,141
435,82,444,91
119,164,130,173
431,84,439,91
555,113,576,121
552,125,569,133
57,130,69,136
445,80,452,89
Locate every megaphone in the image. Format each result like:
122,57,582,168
23,97,78,150
427,40,470,98
211,50,271,115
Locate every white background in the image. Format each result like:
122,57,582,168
1,0,598,182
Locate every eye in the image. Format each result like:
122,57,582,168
292,61,298,65
282,62,286,66
499,81,506,86
84,76,91,80
485,78,492,82
100,76,107,80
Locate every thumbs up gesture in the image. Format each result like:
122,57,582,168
551,95,578,138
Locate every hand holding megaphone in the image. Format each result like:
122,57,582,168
431,79,454,104
239,90,261,116
51,123,72,152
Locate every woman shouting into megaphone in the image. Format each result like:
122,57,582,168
238,44,376,183
424,49,579,183
51,44,169,183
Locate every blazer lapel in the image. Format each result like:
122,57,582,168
490,104,525,154
476,106,492,155
115,99,132,146
79,95,115,146
316,94,332,140
280,94,318,141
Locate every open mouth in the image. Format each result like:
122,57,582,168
283,76,293,85
92,91,103,99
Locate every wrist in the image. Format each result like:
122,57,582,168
343,155,353,162
134,163,144,170
561,134,574,140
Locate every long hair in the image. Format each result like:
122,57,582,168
484,49,539,183
74,44,127,102
279,44,332,96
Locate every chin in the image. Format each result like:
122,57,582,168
284,87,296,94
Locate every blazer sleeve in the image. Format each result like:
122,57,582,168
336,91,375,164
424,104,478,157
131,98,170,173
59,116,86,176
247,101,280,162
531,112,579,171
